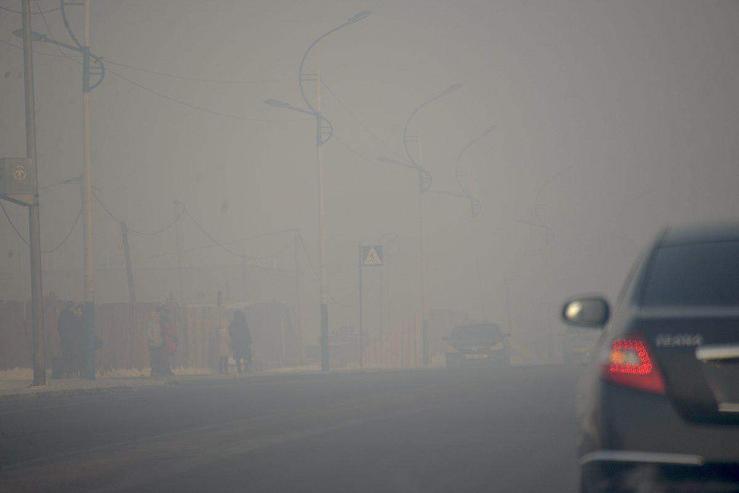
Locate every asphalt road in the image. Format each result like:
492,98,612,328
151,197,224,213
0,365,580,492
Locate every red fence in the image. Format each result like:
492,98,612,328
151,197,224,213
0,299,300,373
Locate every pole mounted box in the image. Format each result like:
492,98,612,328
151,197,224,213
0,158,34,206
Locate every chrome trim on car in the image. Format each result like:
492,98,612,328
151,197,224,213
718,402,739,413
580,450,704,466
696,344,739,362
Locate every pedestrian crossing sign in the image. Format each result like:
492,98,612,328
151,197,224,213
361,245,384,267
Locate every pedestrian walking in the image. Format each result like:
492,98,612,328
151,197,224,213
229,310,252,374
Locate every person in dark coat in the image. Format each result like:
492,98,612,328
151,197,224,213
57,302,87,377
229,310,252,374
55,302,80,377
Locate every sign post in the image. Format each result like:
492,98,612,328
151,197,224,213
358,245,383,368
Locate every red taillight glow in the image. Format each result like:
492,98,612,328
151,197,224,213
602,337,666,394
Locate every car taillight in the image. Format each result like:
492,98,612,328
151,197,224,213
601,336,665,394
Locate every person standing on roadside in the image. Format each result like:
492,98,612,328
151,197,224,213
147,306,163,377
55,302,81,377
229,310,252,374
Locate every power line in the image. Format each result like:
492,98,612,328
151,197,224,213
108,69,307,124
92,189,183,237
0,37,79,61
333,134,381,167
320,78,405,162
0,36,306,124
1,200,82,253
455,124,494,197
181,206,295,265
182,206,245,259
297,232,318,280
180,228,301,255
37,1,73,60
42,206,81,253
1,201,28,246
94,190,294,265
103,58,285,86
0,4,60,15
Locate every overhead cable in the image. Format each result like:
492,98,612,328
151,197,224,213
0,201,28,246
0,38,304,124
92,189,183,237
1,200,83,253
103,58,284,85
182,206,245,258
42,206,81,253
108,69,307,124
320,78,404,162
0,4,60,15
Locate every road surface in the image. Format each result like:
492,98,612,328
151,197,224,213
0,365,580,492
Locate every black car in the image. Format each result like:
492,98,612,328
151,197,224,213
444,323,510,368
562,223,739,492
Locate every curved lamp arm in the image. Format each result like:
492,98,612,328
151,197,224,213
298,11,371,115
402,83,462,168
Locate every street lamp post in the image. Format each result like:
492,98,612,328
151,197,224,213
454,126,494,320
401,84,462,367
266,11,370,372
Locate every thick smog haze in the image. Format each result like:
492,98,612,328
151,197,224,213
2,1,738,333
1,1,738,491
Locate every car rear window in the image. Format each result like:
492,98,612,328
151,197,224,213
641,241,739,306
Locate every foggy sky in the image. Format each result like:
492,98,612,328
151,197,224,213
1,0,738,343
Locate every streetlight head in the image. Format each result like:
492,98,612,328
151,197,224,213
12,29,46,42
264,98,292,109
348,11,371,24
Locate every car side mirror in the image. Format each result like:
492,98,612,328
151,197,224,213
561,296,610,329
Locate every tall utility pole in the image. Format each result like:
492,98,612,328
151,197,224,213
265,11,371,373
21,0,45,385
314,66,330,372
357,244,364,368
293,231,304,365
120,220,136,366
81,0,93,306
14,0,106,380
400,83,462,367
414,139,427,367
174,201,185,302
240,256,248,301
78,0,96,379
120,221,135,307
454,125,491,321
